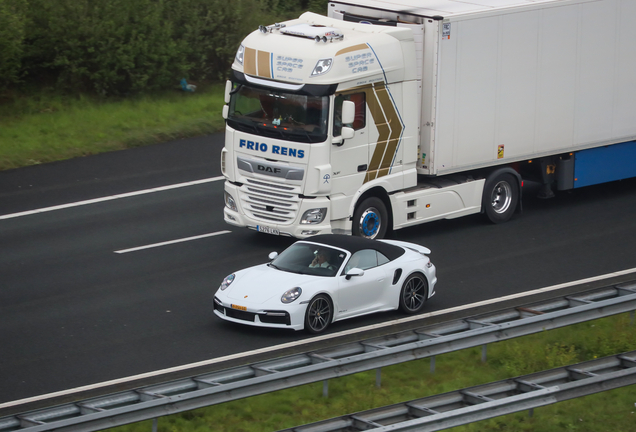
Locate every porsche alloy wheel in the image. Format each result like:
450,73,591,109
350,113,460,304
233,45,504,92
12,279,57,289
304,295,332,334
399,273,428,314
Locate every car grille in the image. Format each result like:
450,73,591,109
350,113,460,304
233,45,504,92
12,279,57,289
226,308,256,322
214,298,291,325
239,179,301,224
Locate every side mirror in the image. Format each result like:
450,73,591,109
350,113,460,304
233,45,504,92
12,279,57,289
345,267,364,280
341,126,354,140
341,100,355,124
224,80,232,104
268,251,278,260
222,105,229,120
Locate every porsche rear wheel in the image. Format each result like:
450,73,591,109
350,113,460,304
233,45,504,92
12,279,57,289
304,295,332,334
399,273,428,314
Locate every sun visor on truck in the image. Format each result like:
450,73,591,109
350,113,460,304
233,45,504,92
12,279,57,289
232,70,338,97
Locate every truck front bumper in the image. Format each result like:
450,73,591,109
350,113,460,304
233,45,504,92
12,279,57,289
223,181,334,238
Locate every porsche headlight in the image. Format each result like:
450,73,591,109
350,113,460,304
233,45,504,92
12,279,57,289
220,274,235,291
281,287,302,304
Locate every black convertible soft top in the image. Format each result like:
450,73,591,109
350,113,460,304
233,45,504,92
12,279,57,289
304,234,405,261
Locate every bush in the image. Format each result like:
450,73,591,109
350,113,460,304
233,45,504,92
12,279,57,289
0,0,27,91
2,0,329,96
24,0,188,95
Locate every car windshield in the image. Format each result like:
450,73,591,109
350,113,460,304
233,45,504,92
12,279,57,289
269,243,346,277
227,84,329,143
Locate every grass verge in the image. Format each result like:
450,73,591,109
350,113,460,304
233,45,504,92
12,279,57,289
106,313,636,432
0,86,226,171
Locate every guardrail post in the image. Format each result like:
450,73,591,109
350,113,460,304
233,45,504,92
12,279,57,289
630,310,634,326
152,418,158,432
376,368,382,388
430,356,436,374
529,408,534,418
482,344,487,363
323,380,329,398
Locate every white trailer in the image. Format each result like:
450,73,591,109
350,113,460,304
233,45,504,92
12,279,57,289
221,0,636,239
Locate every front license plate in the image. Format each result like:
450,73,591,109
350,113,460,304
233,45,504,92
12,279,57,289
257,225,280,235
231,304,247,311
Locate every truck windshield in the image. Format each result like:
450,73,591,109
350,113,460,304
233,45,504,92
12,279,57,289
227,85,329,143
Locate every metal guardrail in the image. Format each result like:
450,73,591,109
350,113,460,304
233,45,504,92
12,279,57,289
1,282,635,432
276,350,636,432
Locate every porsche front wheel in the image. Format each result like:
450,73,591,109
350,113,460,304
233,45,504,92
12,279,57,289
304,295,332,334
399,273,428,314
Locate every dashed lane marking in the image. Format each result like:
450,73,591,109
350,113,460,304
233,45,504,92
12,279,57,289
0,176,224,220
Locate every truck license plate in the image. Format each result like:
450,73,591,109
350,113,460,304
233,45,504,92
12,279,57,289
231,304,247,311
257,225,280,235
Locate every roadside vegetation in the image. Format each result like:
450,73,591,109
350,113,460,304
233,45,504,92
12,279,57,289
106,313,636,432
0,88,225,170
0,0,328,171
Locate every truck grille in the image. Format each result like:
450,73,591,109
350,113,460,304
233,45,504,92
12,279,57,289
239,178,301,224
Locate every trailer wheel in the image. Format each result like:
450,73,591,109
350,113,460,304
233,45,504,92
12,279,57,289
482,172,519,224
352,197,388,239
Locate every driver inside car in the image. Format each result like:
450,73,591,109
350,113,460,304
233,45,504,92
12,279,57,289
309,249,332,269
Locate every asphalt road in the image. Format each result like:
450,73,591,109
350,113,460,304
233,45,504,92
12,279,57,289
1,133,636,405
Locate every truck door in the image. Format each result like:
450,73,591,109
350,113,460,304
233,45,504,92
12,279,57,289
330,92,368,195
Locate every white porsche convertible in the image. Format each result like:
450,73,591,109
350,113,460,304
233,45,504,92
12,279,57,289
213,235,437,333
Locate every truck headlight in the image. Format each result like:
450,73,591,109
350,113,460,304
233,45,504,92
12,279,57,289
311,58,333,77
301,208,327,224
225,191,237,212
281,287,302,304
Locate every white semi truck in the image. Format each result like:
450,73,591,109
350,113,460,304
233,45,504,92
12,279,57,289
221,0,636,239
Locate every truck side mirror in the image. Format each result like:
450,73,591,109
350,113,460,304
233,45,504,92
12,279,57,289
341,126,354,139
224,80,232,104
222,105,229,120
341,100,355,124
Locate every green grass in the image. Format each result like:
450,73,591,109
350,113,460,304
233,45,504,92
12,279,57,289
0,85,226,171
105,314,636,432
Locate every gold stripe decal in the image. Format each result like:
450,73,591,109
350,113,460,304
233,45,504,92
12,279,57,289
364,83,403,184
244,47,257,76
336,43,369,57
257,50,271,79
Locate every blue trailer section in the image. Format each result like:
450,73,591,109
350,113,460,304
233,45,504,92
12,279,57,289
573,141,636,188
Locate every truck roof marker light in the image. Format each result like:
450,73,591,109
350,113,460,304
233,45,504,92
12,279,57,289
235,44,245,65
281,24,343,42
259,23,286,34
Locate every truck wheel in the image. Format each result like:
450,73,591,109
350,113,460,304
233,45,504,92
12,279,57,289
399,273,428,314
352,197,388,239
483,172,519,224
304,294,332,334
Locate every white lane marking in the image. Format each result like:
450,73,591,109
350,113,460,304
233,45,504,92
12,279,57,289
115,231,232,254
0,176,225,220
2,266,635,410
